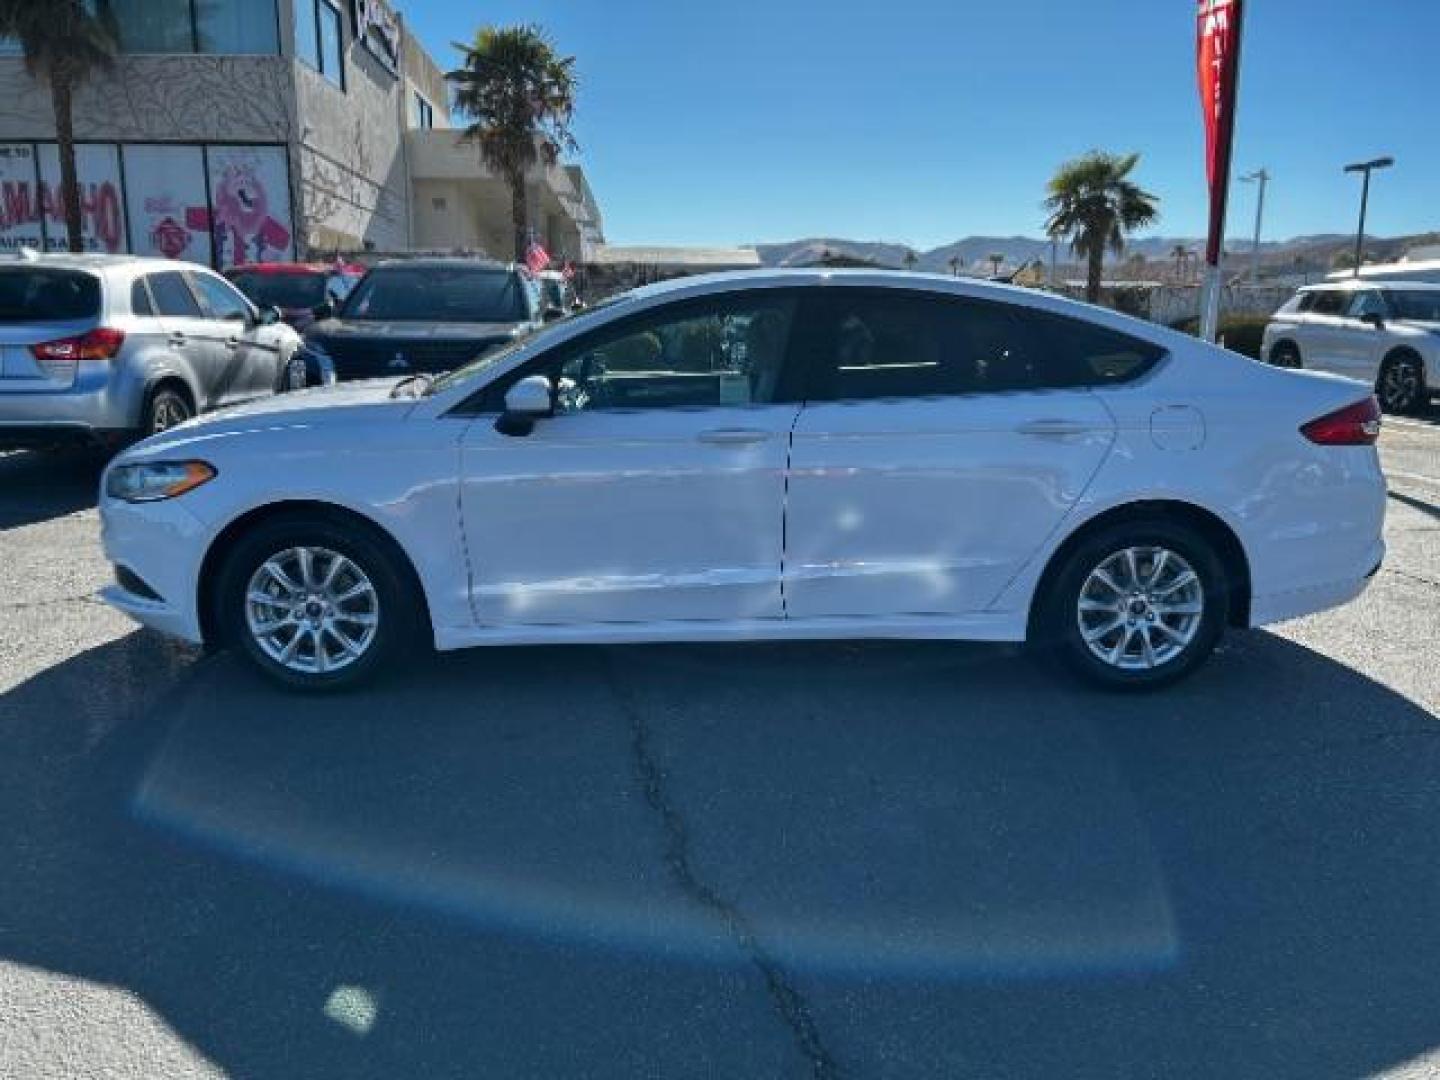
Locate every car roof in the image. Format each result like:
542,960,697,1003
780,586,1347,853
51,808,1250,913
1300,279,1440,293
372,257,515,272
227,262,333,275
0,252,188,272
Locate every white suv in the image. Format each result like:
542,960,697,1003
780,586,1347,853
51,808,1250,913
1263,280,1440,413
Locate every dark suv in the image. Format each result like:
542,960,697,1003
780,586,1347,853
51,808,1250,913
299,259,544,382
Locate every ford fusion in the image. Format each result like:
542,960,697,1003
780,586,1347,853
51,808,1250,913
99,270,1386,691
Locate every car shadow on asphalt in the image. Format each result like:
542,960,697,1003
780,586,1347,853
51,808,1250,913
0,449,106,530
2,629,1440,1078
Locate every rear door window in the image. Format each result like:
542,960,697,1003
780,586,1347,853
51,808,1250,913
0,269,100,322
147,272,204,319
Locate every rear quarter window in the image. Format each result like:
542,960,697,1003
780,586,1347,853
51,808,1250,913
1027,310,1165,388
0,268,100,322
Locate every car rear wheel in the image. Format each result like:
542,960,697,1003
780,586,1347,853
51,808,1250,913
1377,354,1425,415
216,515,423,691
145,387,192,434
1269,341,1302,369
1037,520,1229,690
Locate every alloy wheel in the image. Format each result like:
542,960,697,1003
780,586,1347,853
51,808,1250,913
150,395,190,433
1076,546,1205,671
244,546,381,675
1380,359,1420,413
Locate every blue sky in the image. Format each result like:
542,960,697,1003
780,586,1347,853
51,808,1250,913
402,0,1438,249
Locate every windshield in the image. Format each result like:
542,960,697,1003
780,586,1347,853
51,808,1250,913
341,266,531,323
1388,290,1440,322
227,271,328,310
0,268,99,322
427,293,629,395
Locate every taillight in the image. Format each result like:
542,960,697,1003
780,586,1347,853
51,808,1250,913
30,327,126,362
1300,396,1382,446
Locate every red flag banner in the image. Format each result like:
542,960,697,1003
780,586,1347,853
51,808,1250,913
525,240,551,274
1197,0,1244,267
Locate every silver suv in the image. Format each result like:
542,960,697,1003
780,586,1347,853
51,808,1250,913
1262,280,1440,414
0,254,306,450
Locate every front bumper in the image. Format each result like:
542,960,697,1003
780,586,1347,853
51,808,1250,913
99,492,210,644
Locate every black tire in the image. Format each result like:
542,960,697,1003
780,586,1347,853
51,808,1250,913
1035,519,1229,691
215,514,425,691
143,385,193,435
1269,341,1302,369
1377,353,1426,415
277,350,309,393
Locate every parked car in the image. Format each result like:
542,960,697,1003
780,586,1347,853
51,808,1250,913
1262,280,1440,413
100,270,1386,692
298,258,544,382
0,253,306,451
225,261,364,334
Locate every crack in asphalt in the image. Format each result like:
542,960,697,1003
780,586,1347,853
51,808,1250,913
601,654,843,1080
1383,567,1440,592
0,590,106,612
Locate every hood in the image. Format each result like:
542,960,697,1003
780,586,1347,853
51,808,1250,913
120,379,413,459
307,318,528,343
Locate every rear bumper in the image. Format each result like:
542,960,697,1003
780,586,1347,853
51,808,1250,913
0,363,140,444
1249,538,1385,627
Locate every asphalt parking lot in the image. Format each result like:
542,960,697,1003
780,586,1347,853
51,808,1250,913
2,416,1440,1079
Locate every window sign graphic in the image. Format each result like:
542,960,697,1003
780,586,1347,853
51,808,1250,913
123,145,213,264
37,143,127,253
0,143,44,252
205,146,294,266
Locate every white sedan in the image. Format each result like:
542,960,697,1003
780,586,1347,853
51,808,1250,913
99,270,1386,691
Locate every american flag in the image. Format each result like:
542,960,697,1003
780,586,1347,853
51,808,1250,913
525,240,551,274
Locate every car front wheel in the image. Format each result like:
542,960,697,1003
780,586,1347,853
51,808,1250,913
1038,520,1229,690
216,515,423,691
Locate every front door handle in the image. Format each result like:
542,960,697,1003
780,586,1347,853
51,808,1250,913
224,337,240,349
698,428,768,446
1016,419,1089,438
168,332,186,347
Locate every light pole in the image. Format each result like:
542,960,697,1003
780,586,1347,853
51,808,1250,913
1343,156,1394,278
1239,168,1268,283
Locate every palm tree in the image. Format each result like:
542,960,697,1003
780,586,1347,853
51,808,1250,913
947,255,961,277
987,252,1004,277
902,250,918,271
448,24,577,262
1170,243,1187,283
1044,151,1160,303
0,0,116,252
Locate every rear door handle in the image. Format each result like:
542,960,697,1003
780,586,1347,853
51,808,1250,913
698,428,768,446
1016,419,1090,438
168,332,186,347
224,337,240,349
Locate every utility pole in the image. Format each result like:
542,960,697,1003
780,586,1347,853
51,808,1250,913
1343,156,1394,277
1239,168,1268,282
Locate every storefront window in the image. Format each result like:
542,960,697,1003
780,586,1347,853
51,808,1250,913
196,0,279,55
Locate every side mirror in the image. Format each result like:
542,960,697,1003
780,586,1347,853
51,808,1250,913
542,304,565,323
258,305,282,327
1360,312,1385,329
495,374,552,437
312,300,336,321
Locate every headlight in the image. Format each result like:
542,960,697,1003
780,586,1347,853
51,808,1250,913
106,461,216,503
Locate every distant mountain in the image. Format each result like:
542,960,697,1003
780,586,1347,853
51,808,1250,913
754,232,1436,274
